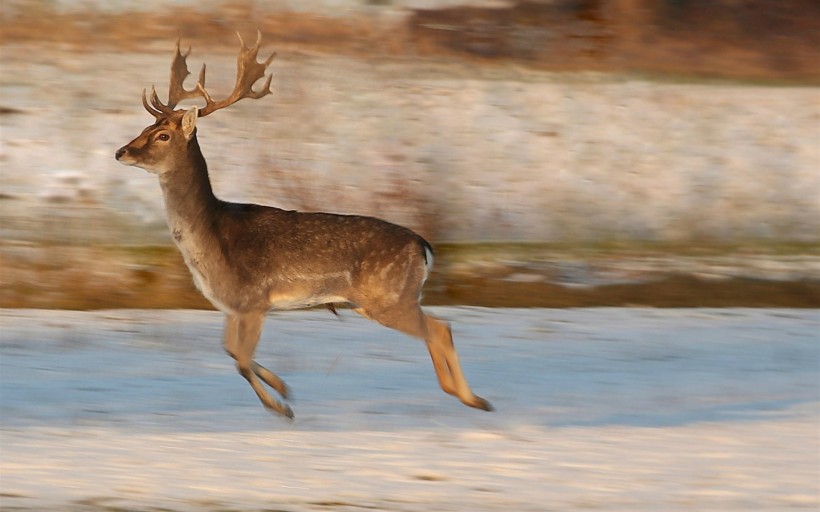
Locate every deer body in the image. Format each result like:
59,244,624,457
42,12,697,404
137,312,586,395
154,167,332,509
115,33,491,418
156,131,430,315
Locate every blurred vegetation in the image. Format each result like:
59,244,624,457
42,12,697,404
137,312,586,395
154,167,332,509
410,0,820,81
1,0,818,81
1,242,818,309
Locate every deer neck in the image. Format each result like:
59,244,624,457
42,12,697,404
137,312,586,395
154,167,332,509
157,136,220,247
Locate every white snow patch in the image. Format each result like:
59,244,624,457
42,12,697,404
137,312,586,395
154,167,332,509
0,307,818,511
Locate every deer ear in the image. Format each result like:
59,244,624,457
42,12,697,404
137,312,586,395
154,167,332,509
181,107,198,140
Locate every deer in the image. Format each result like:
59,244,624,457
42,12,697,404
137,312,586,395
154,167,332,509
114,32,492,419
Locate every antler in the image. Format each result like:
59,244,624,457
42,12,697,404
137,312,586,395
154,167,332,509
197,31,276,117
142,39,204,119
142,31,275,119
168,41,207,109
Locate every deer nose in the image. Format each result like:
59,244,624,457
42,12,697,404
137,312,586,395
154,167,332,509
115,147,127,160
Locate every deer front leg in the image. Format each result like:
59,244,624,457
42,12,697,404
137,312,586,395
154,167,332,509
223,313,293,419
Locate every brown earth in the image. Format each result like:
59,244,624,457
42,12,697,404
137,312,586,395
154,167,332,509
1,0,818,81
409,0,820,80
1,243,818,309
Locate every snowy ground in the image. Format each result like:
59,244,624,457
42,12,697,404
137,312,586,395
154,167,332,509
0,307,818,511
3,44,819,245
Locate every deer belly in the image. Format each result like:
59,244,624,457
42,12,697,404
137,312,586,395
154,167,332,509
267,271,351,310
267,291,346,310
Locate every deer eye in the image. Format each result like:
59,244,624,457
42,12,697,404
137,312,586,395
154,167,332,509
156,133,170,141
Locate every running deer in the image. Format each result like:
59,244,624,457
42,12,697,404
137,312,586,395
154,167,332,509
115,32,492,418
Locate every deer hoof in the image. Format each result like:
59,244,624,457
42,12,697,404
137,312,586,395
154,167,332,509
468,395,494,412
265,400,294,420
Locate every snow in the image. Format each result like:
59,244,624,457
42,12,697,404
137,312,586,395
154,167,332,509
3,45,820,245
0,307,818,511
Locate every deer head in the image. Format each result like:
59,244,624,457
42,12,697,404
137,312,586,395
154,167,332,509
115,31,276,175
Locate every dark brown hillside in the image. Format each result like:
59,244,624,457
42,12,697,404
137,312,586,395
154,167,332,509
409,0,820,80
1,0,818,81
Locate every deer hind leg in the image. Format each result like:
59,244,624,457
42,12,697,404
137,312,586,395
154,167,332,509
359,303,493,412
423,314,493,411
223,312,293,419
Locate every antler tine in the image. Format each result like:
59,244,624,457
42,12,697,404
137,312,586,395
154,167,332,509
167,39,206,109
140,86,177,119
150,86,176,116
197,30,275,117
141,88,163,119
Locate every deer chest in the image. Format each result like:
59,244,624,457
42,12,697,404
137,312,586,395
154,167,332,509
169,225,235,314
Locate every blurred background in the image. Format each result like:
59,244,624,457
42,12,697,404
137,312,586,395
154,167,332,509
1,0,819,308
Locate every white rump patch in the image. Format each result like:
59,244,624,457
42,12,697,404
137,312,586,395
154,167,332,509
422,244,434,282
